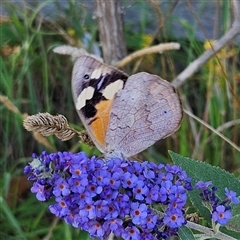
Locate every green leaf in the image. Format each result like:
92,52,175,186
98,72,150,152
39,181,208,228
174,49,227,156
178,226,196,240
226,214,240,232
169,151,240,222
232,203,240,216
220,226,240,239
226,204,240,232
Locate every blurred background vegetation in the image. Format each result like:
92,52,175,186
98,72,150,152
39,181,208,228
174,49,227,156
1,0,239,239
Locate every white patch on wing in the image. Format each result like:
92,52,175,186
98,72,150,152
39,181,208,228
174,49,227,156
91,66,110,80
91,68,102,79
76,86,95,110
102,79,124,99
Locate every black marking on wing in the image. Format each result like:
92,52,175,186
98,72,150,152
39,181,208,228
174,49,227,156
81,71,128,119
82,71,128,91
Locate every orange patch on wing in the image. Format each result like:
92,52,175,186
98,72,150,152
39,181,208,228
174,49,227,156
90,99,113,146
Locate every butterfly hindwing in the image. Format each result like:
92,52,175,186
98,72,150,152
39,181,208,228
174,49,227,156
105,72,183,158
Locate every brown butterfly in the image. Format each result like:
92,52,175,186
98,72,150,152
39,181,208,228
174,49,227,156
72,55,183,159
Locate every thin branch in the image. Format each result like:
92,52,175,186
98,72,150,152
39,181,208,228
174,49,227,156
181,95,201,159
114,42,180,68
53,45,103,62
172,0,240,88
232,0,240,23
42,217,59,240
185,221,237,240
204,119,240,145
184,109,240,152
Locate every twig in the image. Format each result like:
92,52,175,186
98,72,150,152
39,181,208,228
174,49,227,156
232,0,240,23
185,221,237,240
53,45,88,59
107,233,114,240
172,0,240,88
42,217,59,240
181,95,201,159
53,45,103,62
114,42,180,68
184,109,240,152
205,119,240,145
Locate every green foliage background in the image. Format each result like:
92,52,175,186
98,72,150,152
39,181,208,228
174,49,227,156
1,1,239,239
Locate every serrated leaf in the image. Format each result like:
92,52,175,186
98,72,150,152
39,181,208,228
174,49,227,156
169,151,240,222
178,226,195,240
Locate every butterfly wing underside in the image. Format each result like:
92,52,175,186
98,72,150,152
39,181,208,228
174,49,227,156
105,72,183,158
71,56,128,152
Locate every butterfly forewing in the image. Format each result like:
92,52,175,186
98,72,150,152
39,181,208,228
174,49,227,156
71,55,128,152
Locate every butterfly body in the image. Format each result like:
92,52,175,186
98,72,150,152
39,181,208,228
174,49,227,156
72,55,183,159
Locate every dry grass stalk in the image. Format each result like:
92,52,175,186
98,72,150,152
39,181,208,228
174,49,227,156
33,132,56,152
23,112,94,146
0,95,20,114
23,113,76,141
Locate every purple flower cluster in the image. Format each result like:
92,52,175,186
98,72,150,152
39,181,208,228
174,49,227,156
196,181,239,226
24,151,192,240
